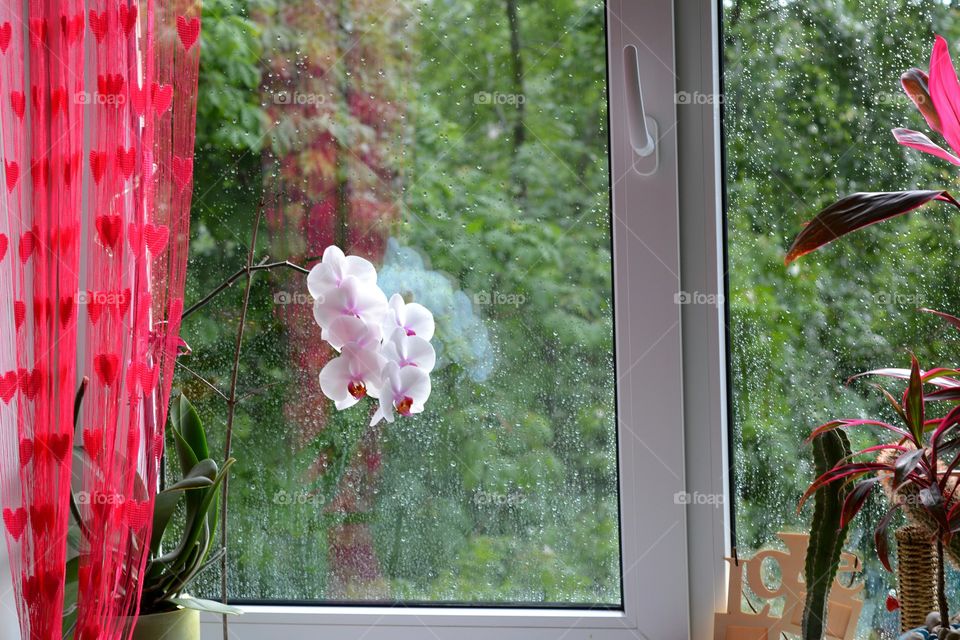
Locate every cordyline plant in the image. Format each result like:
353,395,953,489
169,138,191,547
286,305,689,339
796,357,960,638
786,34,960,640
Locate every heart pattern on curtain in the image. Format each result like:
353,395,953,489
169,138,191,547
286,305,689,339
0,0,202,638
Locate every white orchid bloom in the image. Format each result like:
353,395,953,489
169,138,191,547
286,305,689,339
382,293,435,341
319,343,386,410
369,361,431,426
313,276,388,341
381,328,436,373
327,315,382,353
307,245,378,300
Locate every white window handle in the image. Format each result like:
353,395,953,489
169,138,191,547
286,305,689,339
623,45,658,174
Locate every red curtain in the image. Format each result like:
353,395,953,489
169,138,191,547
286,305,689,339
0,1,201,637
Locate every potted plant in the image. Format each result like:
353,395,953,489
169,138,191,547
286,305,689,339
133,393,241,638
798,358,960,640
785,34,960,640
63,393,240,640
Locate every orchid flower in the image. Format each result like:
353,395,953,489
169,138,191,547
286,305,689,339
312,275,388,342
308,246,436,424
382,293,435,340
369,361,431,426
381,327,436,372
327,315,382,352
319,343,386,410
893,35,960,166
307,245,378,299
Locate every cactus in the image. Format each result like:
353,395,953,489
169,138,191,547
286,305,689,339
802,430,852,640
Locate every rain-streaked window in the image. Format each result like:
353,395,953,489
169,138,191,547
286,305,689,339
180,0,620,606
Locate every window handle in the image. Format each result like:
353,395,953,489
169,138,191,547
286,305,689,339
623,45,658,175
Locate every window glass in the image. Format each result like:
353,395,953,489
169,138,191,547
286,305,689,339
725,1,960,634
179,0,620,606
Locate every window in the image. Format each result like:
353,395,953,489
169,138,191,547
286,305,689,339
724,1,960,638
186,0,621,608
176,0,704,638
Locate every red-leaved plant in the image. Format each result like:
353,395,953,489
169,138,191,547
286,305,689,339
786,34,960,635
797,353,960,626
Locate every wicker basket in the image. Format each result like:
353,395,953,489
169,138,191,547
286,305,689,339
896,525,938,632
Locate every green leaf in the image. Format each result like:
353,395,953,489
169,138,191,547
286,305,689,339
164,476,215,492
169,597,243,615
178,394,210,461
156,459,234,573
150,491,182,555
62,555,80,639
170,394,209,463
170,423,200,478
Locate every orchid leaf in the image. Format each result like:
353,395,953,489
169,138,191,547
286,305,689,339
170,597,243,615
170,393,210,463
150,491,181,555
785,190,960,264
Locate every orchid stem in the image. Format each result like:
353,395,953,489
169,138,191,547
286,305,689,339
220,203,265,639
181,260,309,321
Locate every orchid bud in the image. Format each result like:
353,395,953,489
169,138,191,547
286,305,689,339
901,67,942,133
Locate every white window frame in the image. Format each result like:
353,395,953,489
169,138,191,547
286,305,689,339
0,2,728,638
189,1,732,638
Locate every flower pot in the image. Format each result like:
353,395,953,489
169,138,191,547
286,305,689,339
128,608,200,640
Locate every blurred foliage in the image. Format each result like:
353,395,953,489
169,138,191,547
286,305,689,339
177,0,618,606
